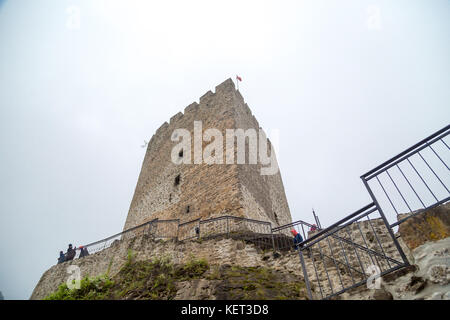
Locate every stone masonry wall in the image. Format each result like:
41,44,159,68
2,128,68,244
123,79,292,231
30,235,304,300
232,90,291,227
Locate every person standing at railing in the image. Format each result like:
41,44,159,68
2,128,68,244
291,229,312,258
290,229,304,250
195,226,200,238
308,224,318,239
79,246,89,258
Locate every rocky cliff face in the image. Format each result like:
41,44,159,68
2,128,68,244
339,204,450,300
398,203,450,250
339,237,450,300
31,236,307,300
384,237,450,300
43,255,307,300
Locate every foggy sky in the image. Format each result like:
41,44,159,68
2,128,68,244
0,0,449,299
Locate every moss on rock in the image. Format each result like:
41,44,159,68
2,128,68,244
210,265,307,300
44,256,307,300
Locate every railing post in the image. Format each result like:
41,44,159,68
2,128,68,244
361,178,410,266
226,217,230,237
313,210,319,229
271,227,276,251
298,249,313,300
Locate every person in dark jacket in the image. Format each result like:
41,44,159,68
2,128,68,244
65,244,76,261
79,246,89,258
57,251,65,264
290,229,304,250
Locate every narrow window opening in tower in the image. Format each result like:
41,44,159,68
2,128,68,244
186,205,190,213
174,174,181,186
274,212,280,225
169,193,172,202
179,150,183,158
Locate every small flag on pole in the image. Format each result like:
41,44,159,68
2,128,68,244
236,75,242,90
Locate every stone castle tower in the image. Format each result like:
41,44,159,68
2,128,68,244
123,78,292,231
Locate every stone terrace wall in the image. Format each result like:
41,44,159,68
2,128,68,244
30,235,302,300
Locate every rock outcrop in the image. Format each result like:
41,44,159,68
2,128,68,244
31,236,307,300
398,203,450,250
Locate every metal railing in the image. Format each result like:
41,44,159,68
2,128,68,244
70,205,409,300
153,219,180,239
198,216,273,249
74,218,158,258
312,210,322,229
361,124,450,228
73,215,273,259
294,125,450,299
178,218,200,241
271,219,316,251
296,203,408,300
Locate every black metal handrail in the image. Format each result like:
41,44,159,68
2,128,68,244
73,215,273,255
295,202,409,300
301,211,403,267
82,218,158,248
179,218,201,227
272,219,315,232
298,203,375,248
360,124,449,229
361,124,450,180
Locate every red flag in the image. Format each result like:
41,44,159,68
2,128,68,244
236,75,242,82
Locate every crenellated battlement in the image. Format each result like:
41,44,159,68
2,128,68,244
199,90,215,105
150,78,245,140
155,121,169,138
184,102,199,115
215,78,235,94
145,78,272,166
170,112,183,125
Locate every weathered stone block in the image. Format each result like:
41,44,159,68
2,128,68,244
398,203,450,250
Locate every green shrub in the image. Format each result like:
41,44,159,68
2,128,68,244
44,275,115,300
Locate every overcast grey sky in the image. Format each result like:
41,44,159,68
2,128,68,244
0,0,449,299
